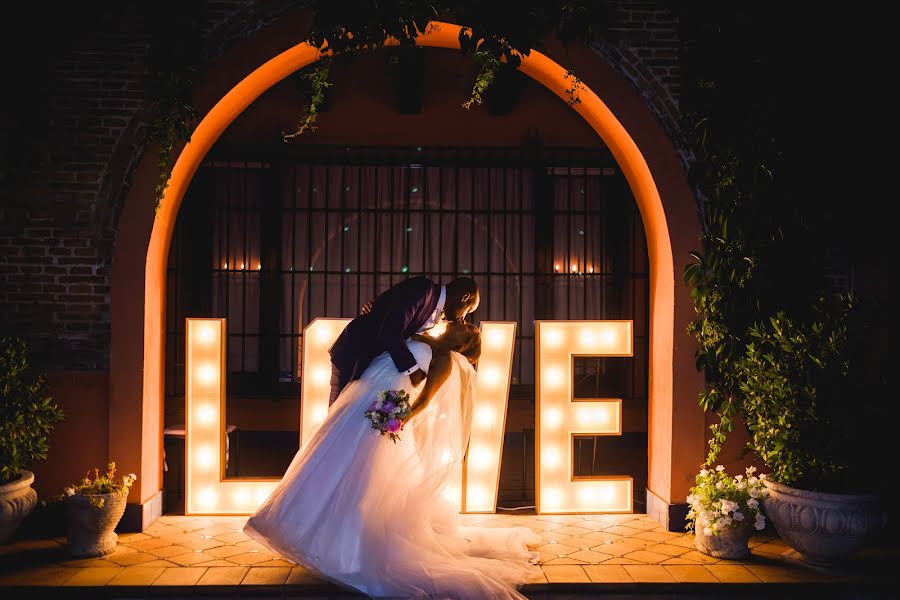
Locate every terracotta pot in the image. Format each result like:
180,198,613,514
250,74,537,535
693,521,753,559
0,470,38,544
65,491,128,557
762,479,887,566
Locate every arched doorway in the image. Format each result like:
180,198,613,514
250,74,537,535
110,20,703,530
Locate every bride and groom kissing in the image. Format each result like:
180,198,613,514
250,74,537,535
244,275,542,599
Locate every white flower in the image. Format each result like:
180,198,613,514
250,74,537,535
128,473,137,481
699,469,708,477
735,481,746,491
715,465,725,472
749,486,759,498
754,513,766,530
733,511,744,522
716,516,732,529
734,474,744,482
715,481,724,490
64,486,75,497
758,473,767,481
748,476,759,486
746,466,757,474
720,499,737,513
747,497,759,510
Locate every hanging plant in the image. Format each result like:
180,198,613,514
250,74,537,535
283,1,608,137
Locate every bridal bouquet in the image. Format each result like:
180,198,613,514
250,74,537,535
365,389,412,443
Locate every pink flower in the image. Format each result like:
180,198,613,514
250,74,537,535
386,418,402,433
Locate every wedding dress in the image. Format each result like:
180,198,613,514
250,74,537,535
244,339,542,599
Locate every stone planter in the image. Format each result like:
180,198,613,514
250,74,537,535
694,521,753,559
762,479,887,566
0,470,38,544
65,491,128,557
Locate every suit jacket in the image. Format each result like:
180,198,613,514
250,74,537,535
329,276,442,382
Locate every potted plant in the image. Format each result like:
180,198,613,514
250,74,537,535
0,336,65,543
686,465,769,559
734,297,887,565
61,462,136,557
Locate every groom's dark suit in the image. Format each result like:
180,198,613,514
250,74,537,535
328,276,443,405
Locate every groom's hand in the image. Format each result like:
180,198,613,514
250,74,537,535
408,368,426,387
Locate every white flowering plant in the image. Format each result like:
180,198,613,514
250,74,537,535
686,465,769,537
58,462,137,509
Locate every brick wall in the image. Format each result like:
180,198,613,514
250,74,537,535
0,0,682,370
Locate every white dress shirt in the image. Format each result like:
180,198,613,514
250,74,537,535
402,285,446,375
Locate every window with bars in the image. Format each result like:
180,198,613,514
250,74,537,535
165,146,648,495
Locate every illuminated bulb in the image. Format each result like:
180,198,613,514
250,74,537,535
475,405,493,427
223,262,228,269
544,367,564,389
588,266,594,274
543,447,562,468
198,488,216,508
576,407,592,426
578,487,598,503
600,485,615,503
197,446,215,469
312,406,327,424
485,328,506,348
554,264,561,272
196,405,216,425
240,262,245,270
197,364,217,385
467,486,488,506
469,446,492,469
579,329,596,347
232,488,249,504
544,488,563,508
196,324,216,345
571,264,577,272
312,366,330,386
544,328,563,348
601,328,618,346
314,325,333,345
481,366,500,388
544,408,563,428
594,407,610,425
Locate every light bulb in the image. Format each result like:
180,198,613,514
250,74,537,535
197,446,215,469
475,405,493,427
543,447,562,468
485,328,506,348
197,365,217,385
544,328,564,348
197,405,216,425
198,488,216,508
196,324,216,345
312,406,327,424
544,367,564,388
312,366,330,386
469,446,492,469
544,408,563,427
481,366,500,388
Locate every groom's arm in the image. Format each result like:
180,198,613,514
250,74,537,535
379,300,421,375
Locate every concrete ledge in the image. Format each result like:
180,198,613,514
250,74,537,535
119,489,163,532
646,487,689,532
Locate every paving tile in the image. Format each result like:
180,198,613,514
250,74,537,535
194,559,242,567
533,515,585,525
241,566,291,585
601,557,644,565
196,566,249,585
677,550,721,564
226,551,277,566
254,558,296,567
107,566,167,585
536,531,576,545
137,559,179,567
754,541,794,556
626,519,664,531
152,567,208,585
664,564,719,582
145,544,195,558
541,565,590,583
604,525,645,536
581,531,622,544
287,566,327,584
602,539,652,557
117,533,152,543
744,564,821,583
622,550,671,564
62,566,123,586
194,525,236,537
552,525,594,537
668,535,698,548
106,552,160,567
541,557,589,565
634,530,681,543
706,564,763,583
57,557,115,568
167,551,217,566
661,557,703,565
535,542,580,557
623,564,678,583
644,543,691,557
214,531,250,544
10,566,78,585
125,537,174,551
235,540,270,552
566,549,613,563
583,564,634,583
204,544,247,559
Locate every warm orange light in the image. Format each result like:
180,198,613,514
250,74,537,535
571,264,577,272
536,321,633,513
463,322,516,512
301,319,352,446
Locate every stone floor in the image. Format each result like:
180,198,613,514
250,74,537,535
1,512,896,598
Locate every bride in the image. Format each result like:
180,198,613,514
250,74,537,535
244,321,542,599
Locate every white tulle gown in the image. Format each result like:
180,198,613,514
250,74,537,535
244,339,542,599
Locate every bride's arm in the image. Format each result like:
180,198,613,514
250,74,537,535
407,349,452,421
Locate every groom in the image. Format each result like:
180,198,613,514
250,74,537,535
327,276,480,406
